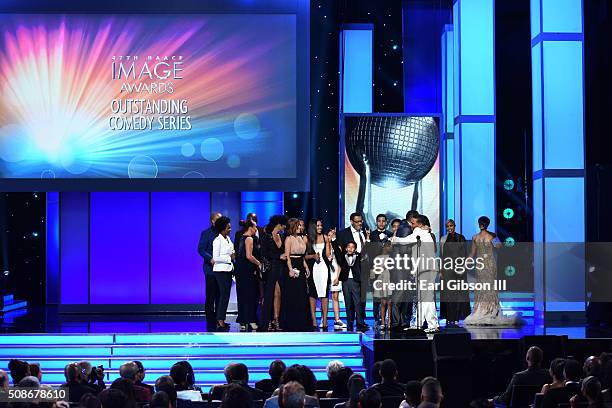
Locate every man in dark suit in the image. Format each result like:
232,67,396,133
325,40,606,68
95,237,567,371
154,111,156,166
371,214,393,244
198,212,222,329
120,362,152,402
337,212,370,330
255,359,286,395
209,363,265,401
133,361,155,395
418,378,443,408
77,361,106,394
371,359,406,398
61,363,100,402
332,238,367,331
492,346,552,406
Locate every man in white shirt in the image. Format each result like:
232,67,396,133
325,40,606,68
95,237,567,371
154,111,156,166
394,215,439,333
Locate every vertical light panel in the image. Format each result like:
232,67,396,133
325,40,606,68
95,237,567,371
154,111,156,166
211,192,241,229
461,122,495,230
241,192,284,226
453,0,496,238
89,193,149,304
441,24,455,223
441,25,454,134
45,192,60,304
340,25,373,114
59,192,89,304
339,24,373,227
531,0,585,315
403,2,451,113
150,192,210,305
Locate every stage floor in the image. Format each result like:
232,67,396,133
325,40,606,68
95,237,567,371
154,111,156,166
3,305,612,340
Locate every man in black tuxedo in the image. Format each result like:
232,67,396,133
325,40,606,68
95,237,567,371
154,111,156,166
492,346,552,406
198,212,222,329
337,212,370,330
370,214,393,244
332,239,367,331
370,214,393,326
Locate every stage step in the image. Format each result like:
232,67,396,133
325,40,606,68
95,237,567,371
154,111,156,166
0,332,364,389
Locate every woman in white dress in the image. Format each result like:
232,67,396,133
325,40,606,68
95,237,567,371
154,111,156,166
463,216,523,327
306,219,332,329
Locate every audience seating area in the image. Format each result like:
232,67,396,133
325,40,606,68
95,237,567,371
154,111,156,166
2,333,612,408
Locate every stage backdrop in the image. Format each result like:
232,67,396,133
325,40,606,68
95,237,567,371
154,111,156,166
46,191,283,312
0,1,309,191
341,114,440,234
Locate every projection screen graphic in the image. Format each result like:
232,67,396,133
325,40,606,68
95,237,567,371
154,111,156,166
0,14,297,182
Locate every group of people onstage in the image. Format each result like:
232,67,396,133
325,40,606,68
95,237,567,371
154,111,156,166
198,209,522,333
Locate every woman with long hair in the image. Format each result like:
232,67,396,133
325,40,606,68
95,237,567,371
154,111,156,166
280,218,312,331
260,214,288,331
306,219,332,329
464,216,523,326
327,227,346,330
235,219,262,332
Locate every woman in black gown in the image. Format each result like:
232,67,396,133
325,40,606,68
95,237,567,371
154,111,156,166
439,218,471,325
259,214,288,331
235,219,262,331
280,218,312,331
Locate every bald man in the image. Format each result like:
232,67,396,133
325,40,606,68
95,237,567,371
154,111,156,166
198,212,223,328
492,346,552,406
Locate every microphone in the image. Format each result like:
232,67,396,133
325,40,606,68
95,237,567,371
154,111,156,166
416,235,421,247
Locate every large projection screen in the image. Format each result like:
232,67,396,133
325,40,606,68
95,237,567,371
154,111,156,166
0,0,309,191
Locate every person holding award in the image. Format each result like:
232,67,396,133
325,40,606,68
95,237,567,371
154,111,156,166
395,215,440,333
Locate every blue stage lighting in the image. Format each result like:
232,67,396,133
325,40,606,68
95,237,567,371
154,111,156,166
503,208,514,219
503,179,515,190
504,265,516,277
